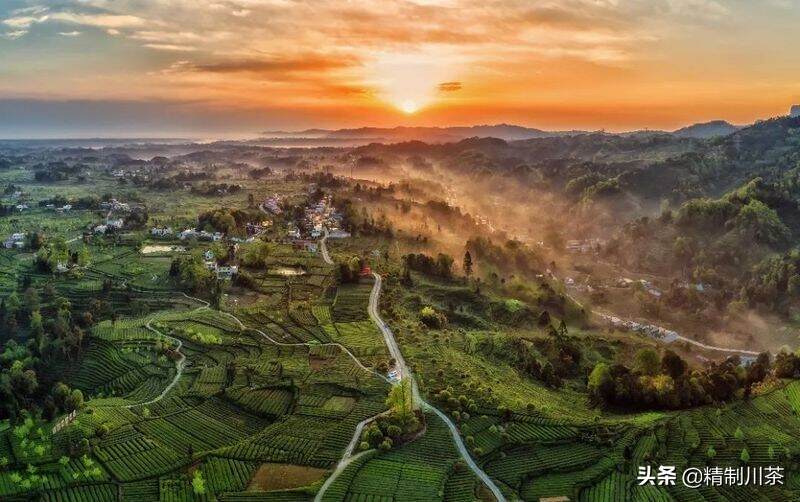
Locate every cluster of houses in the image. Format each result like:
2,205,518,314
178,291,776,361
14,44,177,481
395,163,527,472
5,191,29,212
281,195,350,251
597,312,679,343
151,223,268,244
246,220,271,236
94,217,124,235
616,277,662,298
44,203,72,213
262,195,283,215
99,199,130,212
151,226,174,238
202,250,239,279
178,228,224,241
303,194,343,239
3,232,25,249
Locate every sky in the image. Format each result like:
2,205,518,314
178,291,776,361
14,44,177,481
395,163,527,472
0,0,799,138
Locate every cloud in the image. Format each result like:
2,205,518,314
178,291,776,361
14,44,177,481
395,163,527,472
191,55,359,74
130,30,205,43
2,16,45,29
59,30,82,37
1,29,28,40
438,81,462,92
2,10,149,33
48,12,150,29
11,6,49,16
143,44,198,52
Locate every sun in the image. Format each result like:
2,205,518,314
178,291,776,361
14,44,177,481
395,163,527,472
366,50,457,117
400,99,419,114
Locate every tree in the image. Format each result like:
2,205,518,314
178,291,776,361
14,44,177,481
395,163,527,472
65,389,84,412
746,352,771,387
633,349,661,376
706,445,716,459
29,311,44,354
192,470,206,495
419,306,446,329
386,379,417,432
9,361,38,404
52,383,71,411
588,363,613,404
463,250,473,278
740,447,750,463
661,350,687,380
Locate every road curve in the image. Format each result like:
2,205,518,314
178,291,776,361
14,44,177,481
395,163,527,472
367,272,506,502
558,273,762,358
321,234,506,501
595,312,761,357
320,231,334,265
122,319,186,409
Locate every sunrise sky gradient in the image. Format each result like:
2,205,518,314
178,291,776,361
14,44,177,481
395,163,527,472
1,0,799,138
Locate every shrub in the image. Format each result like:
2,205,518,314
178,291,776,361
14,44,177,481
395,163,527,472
419,306,447,328
192,470,206,495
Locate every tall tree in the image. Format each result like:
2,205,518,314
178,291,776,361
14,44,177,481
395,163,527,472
463,250,473,278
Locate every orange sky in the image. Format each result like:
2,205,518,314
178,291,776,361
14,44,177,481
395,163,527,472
1,0,799,136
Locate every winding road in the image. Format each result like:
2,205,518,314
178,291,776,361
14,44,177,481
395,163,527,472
595,311,761,357
560,273,762,358
318,233,507,502
122,319,187,409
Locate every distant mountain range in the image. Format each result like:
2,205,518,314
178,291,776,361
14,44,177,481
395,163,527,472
261,124,590,143
261,120,745,144
672,120,742,139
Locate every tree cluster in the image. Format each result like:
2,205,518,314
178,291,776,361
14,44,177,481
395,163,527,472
402,253,453,279
588,349,772,410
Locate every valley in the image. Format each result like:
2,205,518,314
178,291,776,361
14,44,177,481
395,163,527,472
2,114,800,501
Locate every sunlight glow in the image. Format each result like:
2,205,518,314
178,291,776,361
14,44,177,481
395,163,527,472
367,50,456,115
400,100,419,114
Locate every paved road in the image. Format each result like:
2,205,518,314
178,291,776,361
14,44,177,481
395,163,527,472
368,273,506,502
558,272,761,358
122,319,186,409
318,233,506,501
117,297,216,409
320,232,333,265
596,312,761,357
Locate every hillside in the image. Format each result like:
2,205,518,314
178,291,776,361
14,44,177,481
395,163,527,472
673,120,741,138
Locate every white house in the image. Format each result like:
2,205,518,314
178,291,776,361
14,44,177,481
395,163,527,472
179,229,197,240
107,218,124,229
3,232,25,249
327,229,351,239
217,265,238,279
151,227,173,237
